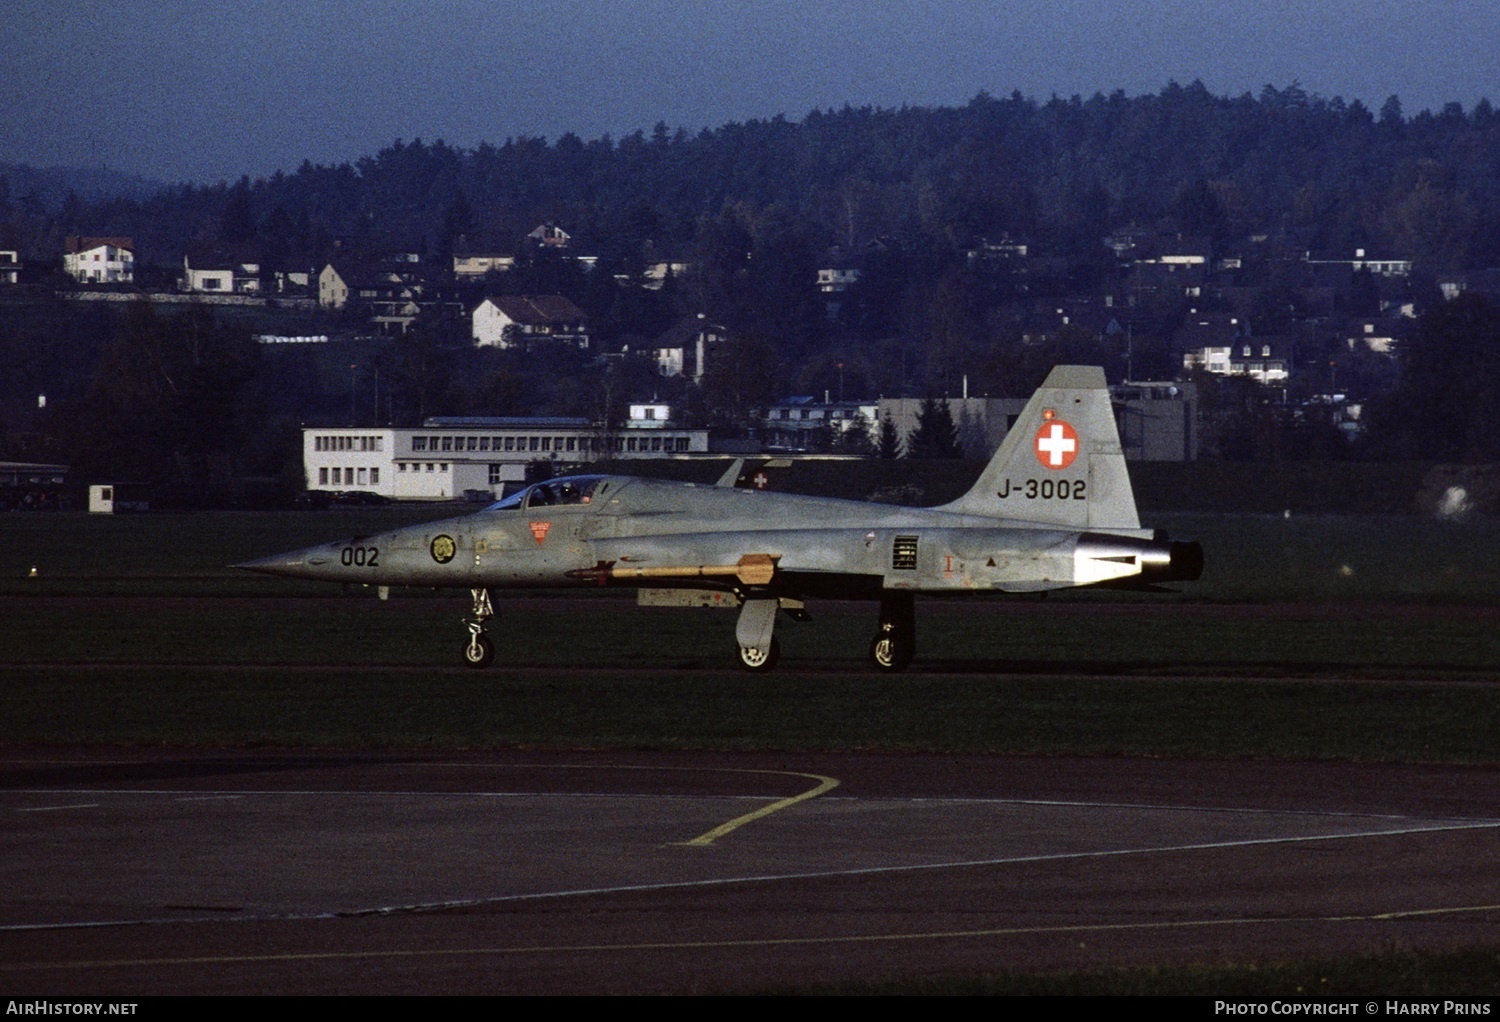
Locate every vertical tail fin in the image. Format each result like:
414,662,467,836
936,365,1140,530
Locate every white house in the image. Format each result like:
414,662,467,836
181,247,260,293
651,315,726,382
319,258,430,333
472,294,589,348
63,236,134,284
761,398,883,451
528,223,570,248
816,265,862,293
453,250,516,279
1184,342,1290,385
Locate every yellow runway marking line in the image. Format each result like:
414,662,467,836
676,770,840,847
421,760,842,847
9,903,1500,974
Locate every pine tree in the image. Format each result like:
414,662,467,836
878,411,902,460
906,397,961,458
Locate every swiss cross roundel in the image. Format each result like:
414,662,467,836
1033,420,1080,470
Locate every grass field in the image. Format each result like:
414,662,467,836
1,507,1497,758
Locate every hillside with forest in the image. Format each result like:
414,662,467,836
2,81,1499,505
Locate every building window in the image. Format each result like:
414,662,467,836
488,464,503,484
413,437,427,451
370,468,379,485
318,467,328,485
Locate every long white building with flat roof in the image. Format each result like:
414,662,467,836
304,417,709,500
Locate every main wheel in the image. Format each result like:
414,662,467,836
869,633,913,673
463,633,495,669
736,637,780,672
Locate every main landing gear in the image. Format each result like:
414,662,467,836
868,592,916,673
734,597,780,672
463,587,495,668
732,592,917,673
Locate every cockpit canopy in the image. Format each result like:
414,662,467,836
483,475,608,513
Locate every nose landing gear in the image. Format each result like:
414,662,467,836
869,592,916,673
463,588,495,668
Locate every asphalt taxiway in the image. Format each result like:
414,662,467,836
4,748,1500,994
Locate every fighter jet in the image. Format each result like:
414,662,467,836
238,366,1201,671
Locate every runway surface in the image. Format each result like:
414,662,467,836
4,747,1500,994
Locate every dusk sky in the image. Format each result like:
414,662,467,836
5,0,1497,185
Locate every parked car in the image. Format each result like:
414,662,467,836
330,490,390,506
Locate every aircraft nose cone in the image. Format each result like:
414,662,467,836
233,548,322,577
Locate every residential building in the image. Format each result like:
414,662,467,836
1185,341,1291,385
319,256,428,333
965,235,1030,267
1345,319,1403,355
63,236,134,284
1174,312,1249,360
472,294,589,349
453,247,517,280
760,398,882,450
651,315,726,382
816,250,863,293
1304,248,1412,278
638,240,691,290
1437,269,1500,303
181,246,260,293
528,223,570,248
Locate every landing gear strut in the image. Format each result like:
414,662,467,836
463,587,495,668
735,597,780,672
869,592,915,672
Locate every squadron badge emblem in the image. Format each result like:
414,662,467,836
430,534,456,563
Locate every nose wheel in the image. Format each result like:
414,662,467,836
869,633,913,672
869,592,916,672
464,631,495,668
462,588,495,669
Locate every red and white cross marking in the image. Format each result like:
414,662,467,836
1033,419,1080,469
